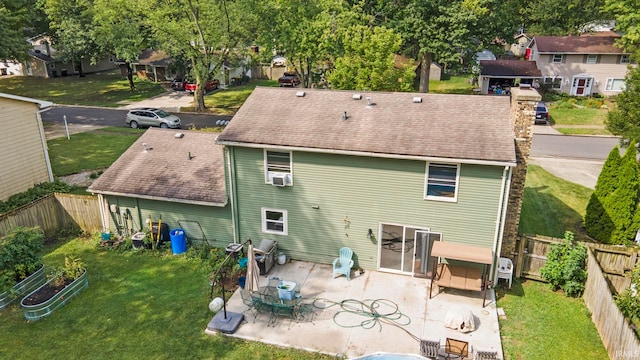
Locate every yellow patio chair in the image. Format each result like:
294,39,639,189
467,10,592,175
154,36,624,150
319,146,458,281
332,247,354,280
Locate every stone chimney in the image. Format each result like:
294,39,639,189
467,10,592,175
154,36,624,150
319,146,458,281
501,85,541,259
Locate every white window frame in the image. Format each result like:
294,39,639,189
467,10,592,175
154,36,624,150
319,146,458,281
552,54,564,63
261,208,288,235
605,78,625,92
264,150,293,185
543,76,563,90
424,163,460,202
585,54,598,64
620,55,631,64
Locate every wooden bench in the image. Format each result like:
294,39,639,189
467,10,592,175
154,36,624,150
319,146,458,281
430,263,489,306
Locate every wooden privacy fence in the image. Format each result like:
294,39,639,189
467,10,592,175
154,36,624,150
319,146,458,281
584,249,640,359
0,193,101,238
516,234,639,294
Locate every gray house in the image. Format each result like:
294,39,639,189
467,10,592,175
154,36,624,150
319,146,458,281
88,128,232,248
216,87,540,279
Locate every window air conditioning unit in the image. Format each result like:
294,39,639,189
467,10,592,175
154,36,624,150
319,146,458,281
270,173,289,187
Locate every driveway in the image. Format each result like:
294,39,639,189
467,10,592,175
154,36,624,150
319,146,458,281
210,261,503,359
118,90,194,112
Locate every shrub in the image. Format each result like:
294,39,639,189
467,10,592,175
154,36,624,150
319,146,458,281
615,263,640,322
0,181,80,215
0,227,45,292
540,231,587,297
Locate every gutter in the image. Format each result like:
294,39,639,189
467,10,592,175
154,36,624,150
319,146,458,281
89,190,228,208
215,140,517,168
36,107,54,182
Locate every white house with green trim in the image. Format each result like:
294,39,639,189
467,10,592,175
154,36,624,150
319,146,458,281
216,87,538,278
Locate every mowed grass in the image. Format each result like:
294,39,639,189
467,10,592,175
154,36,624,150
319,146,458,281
429,75,476,94
0,72,166,107
186,79,278,115
519,165,594,241
47,127,143,176
497,280,608,360
0,236,332,360
550,108,608,126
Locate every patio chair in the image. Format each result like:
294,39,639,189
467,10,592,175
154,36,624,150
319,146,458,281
296,302,316,324
444,338,469,359
239,289,257,320
473,348,498,360
497,257,513,289
332,247,354,281
419,339,441,359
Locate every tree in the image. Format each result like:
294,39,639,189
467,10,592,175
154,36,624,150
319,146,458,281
254,0,347,88
540,231,587,297
606,67,640,142
93,0,149,91
0,0,38,61
383,0,505,93
518,0,608,35
326,25,415,91
584,143,640,244
147,0,256,111
584,146,621,241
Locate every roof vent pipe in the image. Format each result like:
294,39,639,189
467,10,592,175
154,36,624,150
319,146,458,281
342,111,348,121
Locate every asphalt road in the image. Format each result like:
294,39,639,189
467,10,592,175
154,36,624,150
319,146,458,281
41,106,233,129
531,133,620,160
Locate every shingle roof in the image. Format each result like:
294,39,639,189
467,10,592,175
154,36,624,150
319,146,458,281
217,87,516,164
533,35,625,54
480,60,542,77
138,49,173,66
89,128,227,206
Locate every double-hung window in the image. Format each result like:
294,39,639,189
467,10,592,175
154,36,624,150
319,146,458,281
551,54,564,63
606,78,625,91
425,163,459,201
619,55,631,64
265,150,292,185
262,208,288,235
585,54,599,64
543,77,562,90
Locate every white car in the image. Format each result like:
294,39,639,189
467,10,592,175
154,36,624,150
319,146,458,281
125,108,181,129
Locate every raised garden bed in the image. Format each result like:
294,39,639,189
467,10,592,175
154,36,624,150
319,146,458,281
20,268,88,321
0,264,46,310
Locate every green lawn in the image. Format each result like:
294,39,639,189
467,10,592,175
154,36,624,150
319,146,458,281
0,72,166,107
47,127,144,176
184,79,279,115
519,165,593,241
549,108,607,126
0,235,331,360
497,280,608,360
429,75,475,94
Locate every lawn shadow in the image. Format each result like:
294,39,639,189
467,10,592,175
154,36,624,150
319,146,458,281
494,278,525,300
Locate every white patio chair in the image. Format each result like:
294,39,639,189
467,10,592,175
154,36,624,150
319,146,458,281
497,257,513,289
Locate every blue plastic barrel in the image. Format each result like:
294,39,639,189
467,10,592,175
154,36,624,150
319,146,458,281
169,229,186,255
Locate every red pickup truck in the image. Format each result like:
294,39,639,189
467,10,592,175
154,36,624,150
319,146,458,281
185,79,220,94
278,72,301,87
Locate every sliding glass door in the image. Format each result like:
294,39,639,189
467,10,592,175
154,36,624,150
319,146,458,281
379,223,441,277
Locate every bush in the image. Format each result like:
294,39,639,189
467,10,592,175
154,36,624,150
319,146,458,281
615,263,640,322
540,231,587,297
0,181,80,215
0,227,45,292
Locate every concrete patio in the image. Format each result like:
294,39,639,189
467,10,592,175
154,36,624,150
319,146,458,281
205,260,503,359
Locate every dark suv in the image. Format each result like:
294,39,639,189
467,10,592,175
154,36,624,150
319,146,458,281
278,72,301,87
535,102,549,124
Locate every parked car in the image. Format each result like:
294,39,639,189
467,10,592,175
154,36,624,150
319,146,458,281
278,72,301,87
171,77,186,91
185,79,220,94
125,108,181,129
535,102,549,124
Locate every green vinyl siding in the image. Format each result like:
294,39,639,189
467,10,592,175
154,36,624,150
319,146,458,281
104,196,232,248
230,147,505,270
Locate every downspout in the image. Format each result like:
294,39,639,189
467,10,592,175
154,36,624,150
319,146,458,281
225,146,239,243
492,165,512,282
36,107,54,182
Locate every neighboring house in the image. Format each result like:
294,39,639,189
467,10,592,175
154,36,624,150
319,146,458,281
87,128,232,248
17,35,117,78
527,34,633,96
216,86,541,280
478,60,542,95
116,49,176,82
0,93,54,201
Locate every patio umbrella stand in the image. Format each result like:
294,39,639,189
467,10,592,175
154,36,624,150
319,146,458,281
206,240,253,334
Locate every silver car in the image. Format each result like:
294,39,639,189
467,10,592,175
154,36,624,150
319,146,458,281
125,108,181,129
